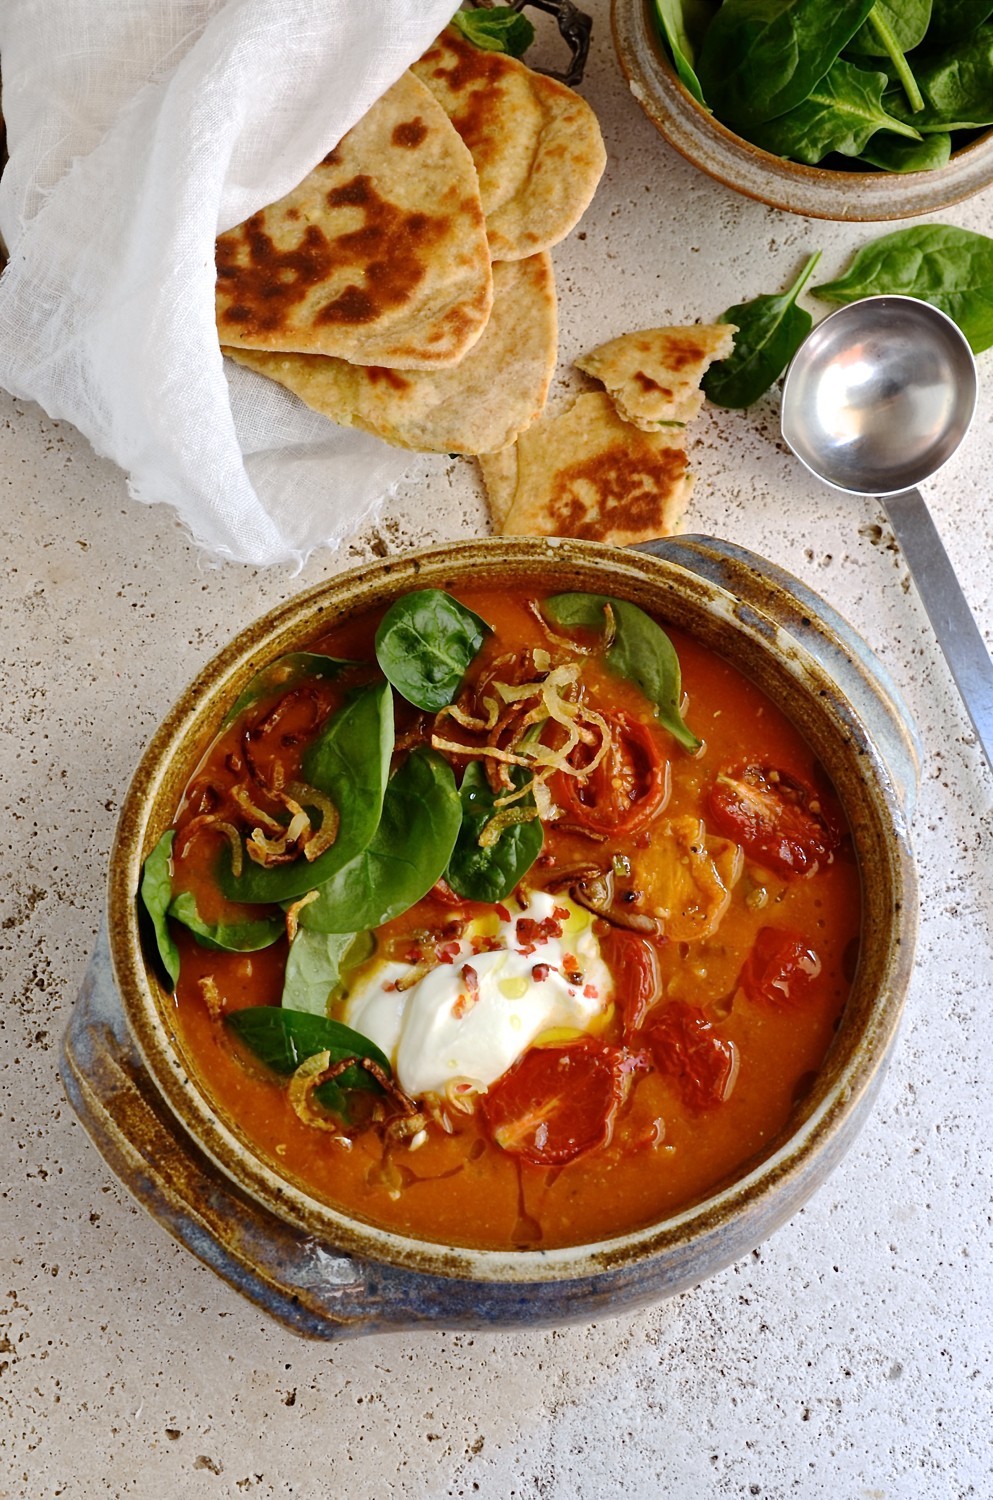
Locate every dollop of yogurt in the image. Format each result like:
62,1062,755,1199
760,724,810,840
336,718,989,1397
343,891,612,1098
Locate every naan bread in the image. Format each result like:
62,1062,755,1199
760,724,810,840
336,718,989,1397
491,392,693,545
225,254,557,456
576,325,737,428
215,71,493,369
412,27,606,261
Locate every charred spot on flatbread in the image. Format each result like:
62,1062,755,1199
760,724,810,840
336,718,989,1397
576,325,736,429
216,71,492,369
490,392,692,545
225,253,557,457
412,27,605,262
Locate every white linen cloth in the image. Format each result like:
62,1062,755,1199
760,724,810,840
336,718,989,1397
0,0,459,565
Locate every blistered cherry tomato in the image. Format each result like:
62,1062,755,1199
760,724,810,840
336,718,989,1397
648,1002,738,1111
707,764,840,879
599,927,662,1041
554,711,669,837
738,927,822,1008
482,1040,629,1166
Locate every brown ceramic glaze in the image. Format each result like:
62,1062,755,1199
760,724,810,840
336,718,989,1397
105,536,917,1296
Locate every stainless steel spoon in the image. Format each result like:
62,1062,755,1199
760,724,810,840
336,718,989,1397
780,293,993,775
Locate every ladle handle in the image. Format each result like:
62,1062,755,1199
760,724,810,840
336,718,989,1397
883,488,993,776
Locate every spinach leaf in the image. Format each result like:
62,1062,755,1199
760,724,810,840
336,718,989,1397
139,831,180,989
815,225,993,353
280,929,373,1017
884,25,993,130
221,651,355,729
846,2,929,111
652,0,711,103
928,0,993,44
701,252,821,410
450,4,535,57
543,594,701,752
220,680,394,904
696,0,876,128
445,761,543,904
225,1007,390,1116
747,58,920,162
858,128,952,170
299,748,462,934
166,891,284,952
375,590,490,713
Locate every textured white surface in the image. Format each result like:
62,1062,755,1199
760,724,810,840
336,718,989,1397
2,4,993,1495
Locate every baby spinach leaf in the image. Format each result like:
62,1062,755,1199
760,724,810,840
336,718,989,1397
280,929,373,1017
139,831,180,989
747,58,920,162
701,251,821,410
858,128,952,170
220,680,394,904
166,891,284,952
928,0,993,44
815,225,993,353
696,0,876,128
300,748,462,934
221,651,355,729
652,0,710,103
543,594,701,752
375,590,490,713
225,1006,390,1113
847,2,929,110
451,4,535,57
446,761,543,904
885,25,993,130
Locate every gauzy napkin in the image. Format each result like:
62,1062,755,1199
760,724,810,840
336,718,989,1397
0,0,460,565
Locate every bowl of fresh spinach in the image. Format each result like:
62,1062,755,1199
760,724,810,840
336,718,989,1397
613,0,993,219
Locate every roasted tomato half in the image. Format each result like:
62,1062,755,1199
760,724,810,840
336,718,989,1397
554,711,669,837
481,1040,633,1166
707,764,841,879
599,927,662,1041
648,1001,738,1111
738,926,822,1009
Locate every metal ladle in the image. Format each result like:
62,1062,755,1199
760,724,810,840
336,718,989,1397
780,293,993,775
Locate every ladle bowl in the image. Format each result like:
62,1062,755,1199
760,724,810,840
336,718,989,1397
781,296,993,776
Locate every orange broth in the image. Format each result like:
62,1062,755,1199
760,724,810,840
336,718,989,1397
165,587,861,1251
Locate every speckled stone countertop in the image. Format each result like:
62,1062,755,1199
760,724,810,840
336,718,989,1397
2,6,992,1496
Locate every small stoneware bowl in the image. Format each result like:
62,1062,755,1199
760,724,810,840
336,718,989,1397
65,535,918,1338
612,0,993,220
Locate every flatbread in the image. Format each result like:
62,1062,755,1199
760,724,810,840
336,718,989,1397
412,27,606,262
491,392,693,545
576,325,737,428
215,71,493,369
225,254,557,456
477,443,520,529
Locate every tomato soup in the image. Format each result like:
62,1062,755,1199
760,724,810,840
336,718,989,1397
142,585,861,1251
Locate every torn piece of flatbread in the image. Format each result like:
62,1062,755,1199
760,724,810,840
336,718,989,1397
489,392,692,545
477,443,520,530
225,253,557,457
412,27,606,262
215,71,492,370
575,325,736,429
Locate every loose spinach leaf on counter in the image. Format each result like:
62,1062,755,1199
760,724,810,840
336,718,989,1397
696,0,876,128
225,1007,390,1115
857,128,952,170
652,0,710,102
221,651,356,729
814,225,993,353
167,891,284,953
747,58,920,163
451,4,535,57
928,0,993,43
883,25,993,131
280,929,373,1017
544,594,701,752
139,830,180,989
702,252,821,410
375,590,490,713
445,761,543,904
220,680,394,905
299,748,462,934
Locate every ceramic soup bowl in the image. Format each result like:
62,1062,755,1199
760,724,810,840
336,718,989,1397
64,535,918,1338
